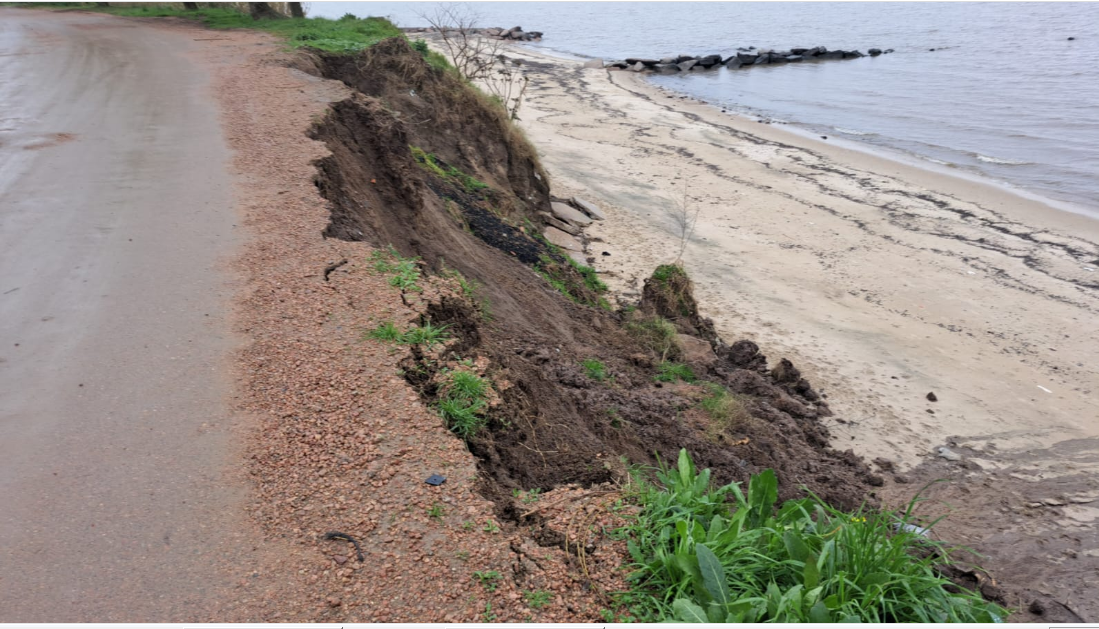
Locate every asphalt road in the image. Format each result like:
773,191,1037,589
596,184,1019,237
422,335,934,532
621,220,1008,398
0,9,246,620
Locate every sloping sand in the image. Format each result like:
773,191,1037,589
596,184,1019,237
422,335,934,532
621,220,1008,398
512,50,1099,470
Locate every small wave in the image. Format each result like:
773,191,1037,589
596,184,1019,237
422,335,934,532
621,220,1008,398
923,157,955,167
835,127,872,136
976,154,1030,165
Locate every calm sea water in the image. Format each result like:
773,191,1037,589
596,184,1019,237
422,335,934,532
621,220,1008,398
313,2,1099,214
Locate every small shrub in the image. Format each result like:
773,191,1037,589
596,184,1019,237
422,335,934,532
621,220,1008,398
427,503,445,519
655,361,695,383
582,359,608,382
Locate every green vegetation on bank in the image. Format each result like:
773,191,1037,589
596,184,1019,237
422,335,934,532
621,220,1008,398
410,146,489,193
438,368,491,438
16,3,405,53
618,450,1007,623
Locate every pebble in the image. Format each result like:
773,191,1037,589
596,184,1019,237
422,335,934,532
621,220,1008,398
936,446,962,461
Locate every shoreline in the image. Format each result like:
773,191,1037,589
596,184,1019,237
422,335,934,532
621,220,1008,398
616,69,1099,234
522,43,1099,225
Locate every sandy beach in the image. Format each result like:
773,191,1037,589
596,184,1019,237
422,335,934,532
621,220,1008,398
508,47,1099,617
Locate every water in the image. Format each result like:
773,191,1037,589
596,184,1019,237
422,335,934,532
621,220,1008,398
312,2,1099,213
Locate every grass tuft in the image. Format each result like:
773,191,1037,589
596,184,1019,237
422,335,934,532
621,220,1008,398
626,314,680,359
582,359,608,382
366,320,450,349
619,449,1008,623
655,361,695,383
699,383,751,437
437,368,491,439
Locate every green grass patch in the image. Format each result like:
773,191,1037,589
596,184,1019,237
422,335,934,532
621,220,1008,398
619,450,1007,623
44,3,406,54
652,263,688,284
366,320,450,349
655,361,695,383
410,146,488,193
472,569,503,592
525,589,553,609
366,320,402,342
582,358,609,382
437,368,491,439
370,246,423,292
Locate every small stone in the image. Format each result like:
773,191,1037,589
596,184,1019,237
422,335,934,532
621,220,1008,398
1042,497,1066,507
327,597,342,607
542,226,582,251
935,446,961,461
333,555,348,565
1028,600,1045,615
550,202,592,226
571,197,606,220
926,392,938,402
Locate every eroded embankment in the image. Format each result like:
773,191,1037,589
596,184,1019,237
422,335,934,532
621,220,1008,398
297,38,881,520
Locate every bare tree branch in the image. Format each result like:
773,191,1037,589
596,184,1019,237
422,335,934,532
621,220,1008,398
418,4,530,120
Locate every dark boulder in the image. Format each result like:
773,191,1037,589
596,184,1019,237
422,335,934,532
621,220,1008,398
884,48,894,53
868,48,882,56
677,59,698,71
737,52,759,63
753,55,769,65
820,50,845,60
675,54,697,64
698,54,723,67
724,58,745,69
791,47,809,55
625,58,660,66
653,63,679,72
659,57,677,64
769,53,789,63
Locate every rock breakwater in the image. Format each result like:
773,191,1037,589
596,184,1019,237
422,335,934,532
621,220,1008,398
591,46,893,72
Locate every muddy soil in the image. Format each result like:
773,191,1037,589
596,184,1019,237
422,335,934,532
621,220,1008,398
882,437,1099,622
302,38,880,521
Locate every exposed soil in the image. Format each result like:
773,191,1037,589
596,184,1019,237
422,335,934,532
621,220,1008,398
304,37,881,519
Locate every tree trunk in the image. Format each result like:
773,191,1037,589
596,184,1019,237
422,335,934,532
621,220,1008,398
248,2,284,20
288,2,304,18
182,2,199,10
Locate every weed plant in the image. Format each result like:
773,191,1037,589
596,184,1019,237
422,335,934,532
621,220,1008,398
437,369,490,438
620,450,1008,623
582,359,608,382
655,361,695,383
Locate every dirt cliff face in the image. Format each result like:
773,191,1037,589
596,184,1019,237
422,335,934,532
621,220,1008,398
302,37,879,517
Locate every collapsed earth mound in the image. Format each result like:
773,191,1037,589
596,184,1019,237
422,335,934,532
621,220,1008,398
301,37,880,517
